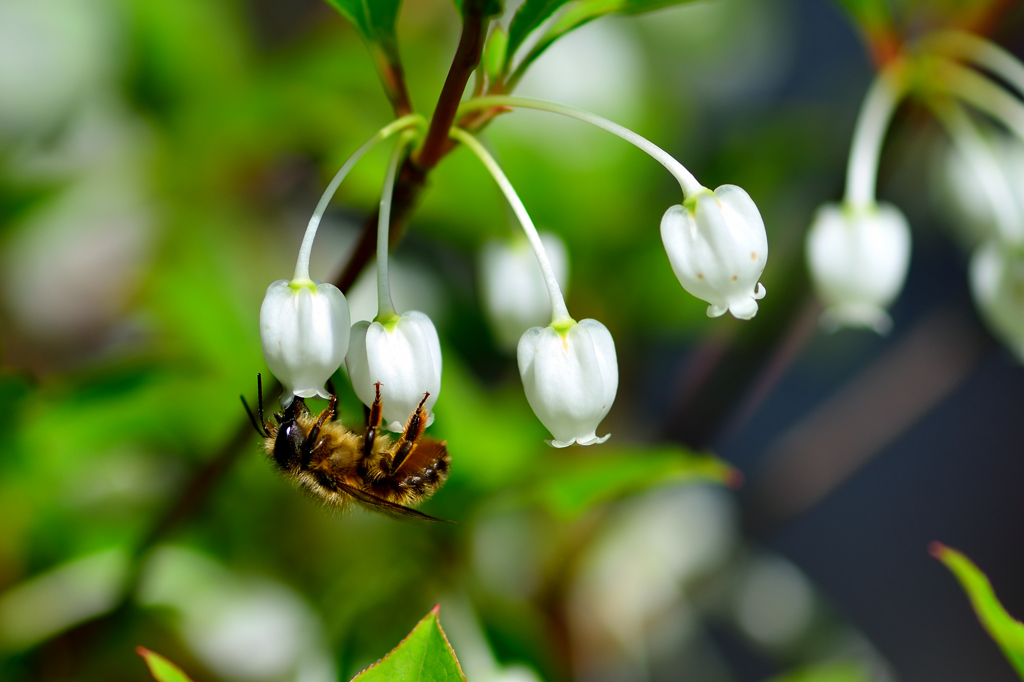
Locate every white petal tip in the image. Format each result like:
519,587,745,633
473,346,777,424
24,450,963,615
577,433,611,446
546,433,610,448
293,386,327,399
725,295,761,320
729,305,758,320
706,305,727,318
820,305,893,335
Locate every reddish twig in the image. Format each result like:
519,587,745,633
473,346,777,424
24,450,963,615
415,5,488,170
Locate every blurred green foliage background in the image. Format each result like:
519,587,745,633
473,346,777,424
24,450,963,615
1,0,1024,681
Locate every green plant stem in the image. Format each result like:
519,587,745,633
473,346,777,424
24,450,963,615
502,5,602,92
376,132,415,321
450,126,573,327
930,56,1024,143
928,97,1023,243
336,158,428,293
845,61,906,208
456,95,704,197
372,45,414,117
293,114,423,283
921,31,1024,98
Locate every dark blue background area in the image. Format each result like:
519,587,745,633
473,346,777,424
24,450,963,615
682,1,1024,679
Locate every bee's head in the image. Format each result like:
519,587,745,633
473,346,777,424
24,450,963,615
272,398,308,470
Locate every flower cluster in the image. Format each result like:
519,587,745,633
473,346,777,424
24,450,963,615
258,99,770,448
804,33,1024,357
936,105,1024,360
452,115,767,447
258,117,443,430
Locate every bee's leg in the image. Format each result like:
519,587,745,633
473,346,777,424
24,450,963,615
325,378,339,421
363,383,383,460
388,392,429,475
301,394,338,468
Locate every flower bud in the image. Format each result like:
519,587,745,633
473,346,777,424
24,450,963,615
517,319,618,448
805,203,911,334
969,239,1024,360
479,232,569,352
660,185,768,320
260,280,351,403
346,311,442,432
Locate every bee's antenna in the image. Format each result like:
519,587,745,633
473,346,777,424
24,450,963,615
257,373,267,429
240,395,268,438
240,373,270,438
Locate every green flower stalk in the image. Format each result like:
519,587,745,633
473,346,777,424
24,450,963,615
261,114,422,405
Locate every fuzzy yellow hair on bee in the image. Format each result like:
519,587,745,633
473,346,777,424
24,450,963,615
242,375,451,521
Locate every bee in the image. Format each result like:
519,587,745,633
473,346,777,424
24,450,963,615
241,374,451,521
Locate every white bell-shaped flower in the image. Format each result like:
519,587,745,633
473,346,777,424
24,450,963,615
260,280,351,403
935,131,1024,247
806,202,911,334
517,319,618,448
479,232,569,352
969,239,1024,361
346,310,442,432
660,185,768,320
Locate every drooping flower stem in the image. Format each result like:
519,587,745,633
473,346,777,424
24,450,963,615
292,113,424,285
845,62,907,208
449,126,574,329
456,95,704,198
928,97,1023,243
929,57,1024,143
921,32,1024,98
375,131,416,324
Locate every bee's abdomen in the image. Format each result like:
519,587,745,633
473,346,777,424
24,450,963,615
366,438,451,505
398,450,450,496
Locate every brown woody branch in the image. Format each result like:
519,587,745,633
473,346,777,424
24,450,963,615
414,5,488,169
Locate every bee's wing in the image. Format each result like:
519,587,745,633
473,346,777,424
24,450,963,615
333,479,454,523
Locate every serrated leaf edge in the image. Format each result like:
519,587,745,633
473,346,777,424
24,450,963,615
350,606,467,682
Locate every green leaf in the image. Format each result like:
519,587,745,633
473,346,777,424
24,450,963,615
507,0,698,86
525,446,739,521
352,606,466,682
136,647,195,682
322,0,413,112
932,543,1024,679
484,25,509,81
830,0,893,34
764,660,871,682
324,0,402,49
505,0,572,65
548,0,701,35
